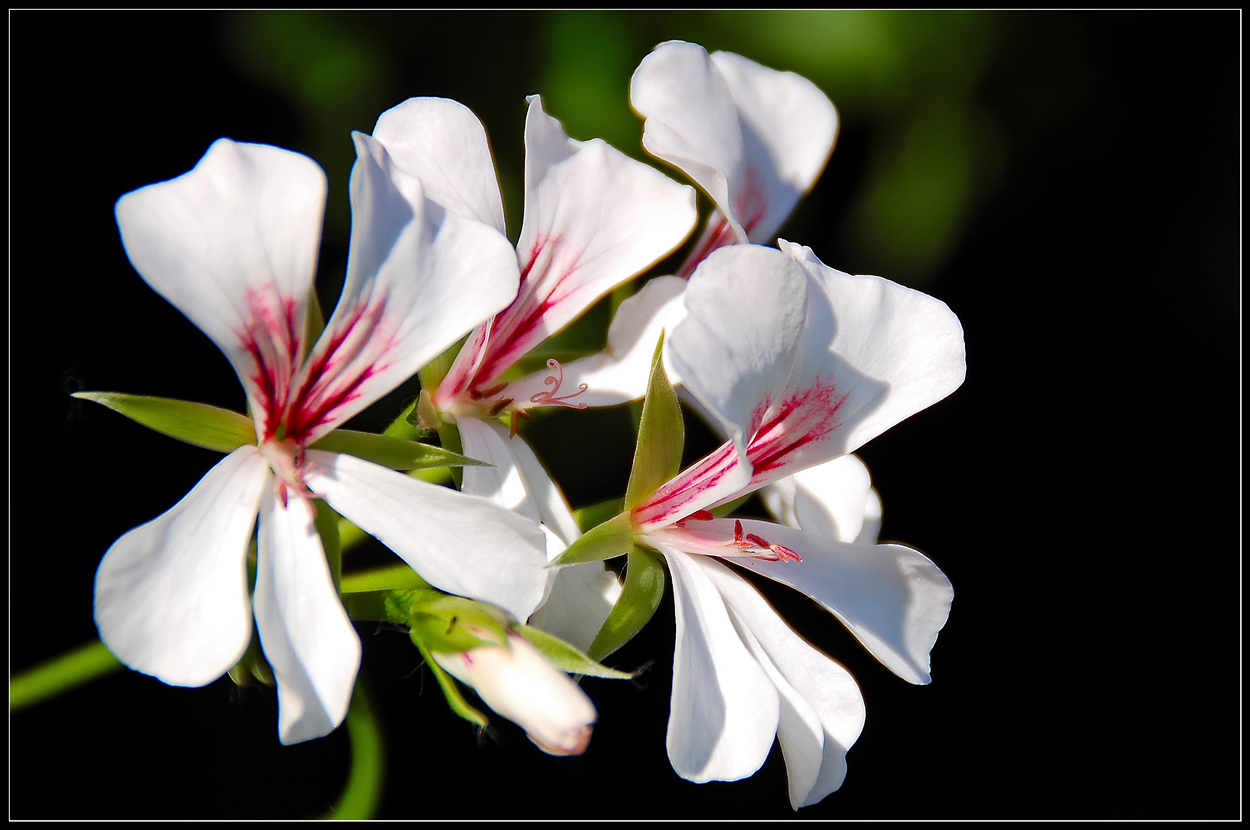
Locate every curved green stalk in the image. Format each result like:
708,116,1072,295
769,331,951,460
9,640,122,711
322,680,385,820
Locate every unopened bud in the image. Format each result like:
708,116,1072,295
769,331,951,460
432,631,597,756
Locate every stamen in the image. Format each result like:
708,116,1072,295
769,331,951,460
471,381,509,401
509,409,532,439
488,397,514,417
674,509,716,528
529,359,588,409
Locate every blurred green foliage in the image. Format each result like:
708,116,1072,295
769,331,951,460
223,10,1015,286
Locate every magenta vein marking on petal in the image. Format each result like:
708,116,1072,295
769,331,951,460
734,164,769,238
236,289,302,439
282,294,392,442
632,441,740,529
475,235,576,383
746,378,847,481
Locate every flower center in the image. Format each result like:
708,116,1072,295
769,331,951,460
650,513,801,563
258,438,315,508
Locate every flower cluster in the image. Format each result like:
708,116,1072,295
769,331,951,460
85,40,965,809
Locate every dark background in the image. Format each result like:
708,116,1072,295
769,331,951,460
10,11,1239,819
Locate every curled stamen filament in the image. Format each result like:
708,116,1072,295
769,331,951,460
529,359,588,409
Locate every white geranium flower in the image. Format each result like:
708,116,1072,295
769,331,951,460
96,135,551,745
631,40,838,274
623,241,964,806
370,95,696,650
542,40,841,420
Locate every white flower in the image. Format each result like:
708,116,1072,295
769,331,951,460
623,241,965,806
538,40,842,420
631,40,839,274
369,95,697,650
95,136,551,744
432,630,597,757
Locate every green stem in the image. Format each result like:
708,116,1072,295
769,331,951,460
10,640,122,711
322,680,384,820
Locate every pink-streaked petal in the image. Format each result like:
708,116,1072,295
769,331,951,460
94,447,268,687
664,548,780,783
511,276,689,408
676,242,965,492
632,439,753,532
304,451,549,620
631,41,749,242
701,558,864,810
731,520,953,685
709,49,838,245
464,95,697,388
115,140,326,438
777,240,967,461
371,97,507,236
668,244,822,462
283,134,520,444
254,489,361,745
760,455,874,544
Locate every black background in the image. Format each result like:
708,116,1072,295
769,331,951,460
10,11,1239,819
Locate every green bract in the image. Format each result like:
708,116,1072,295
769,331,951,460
550,511,634,567
588,546,667,661
515,624,633,679
309,429,487,471
623,333,684,511
74,392,255,453
74,391,489,473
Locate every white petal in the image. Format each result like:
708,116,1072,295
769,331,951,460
94,447,268,687
465,96,697,387
254,489,361,745
779,239,967,460
510,275,689,408
631,41,749,241
371,97,507,235
703,561,864,809
285,134,520,444
710,49,838,244
760,455,874,544
459,418,619,650
664,549,779,783
458,418,581,545
668,244,820,461
528,559,623,653
732,520,954,685
115,140,325,437
304,451,549,620
857,489,883,546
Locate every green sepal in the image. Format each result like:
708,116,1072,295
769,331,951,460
310,428,488,471
227,629,274,688
314,500,342,594
624,333,683,511
410,634,489,729
514,624,633,680
74,392,255,453
550,511,635,567
573,498,625,534
587,545,667,662
405,593,511,654
340,562,433,595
